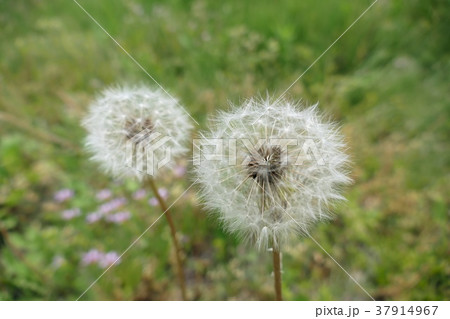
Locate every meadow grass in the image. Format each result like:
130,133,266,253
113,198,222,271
0,0,448,300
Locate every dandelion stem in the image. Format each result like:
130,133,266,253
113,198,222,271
146,178,187,301
272,249,283,301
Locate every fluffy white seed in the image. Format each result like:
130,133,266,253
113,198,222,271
194,98,351,250
82,85,193,180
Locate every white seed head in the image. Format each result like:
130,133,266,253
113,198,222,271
194,98,351,250
82,85,193,180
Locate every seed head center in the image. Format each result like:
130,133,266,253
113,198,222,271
125,117,154,140
247,144,284,186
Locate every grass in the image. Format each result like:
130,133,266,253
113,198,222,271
0,0,448,300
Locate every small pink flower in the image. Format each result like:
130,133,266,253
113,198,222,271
54,189,74,203
133,189,146,200
99,251,121,268
99,197,127,214
86,212,103,224
148,189,168,206
81,249,103,266
174,165,187,178
96,189,112,201
148,197,159,207
158,188,169,200
106,211,131,224
61,208,81,220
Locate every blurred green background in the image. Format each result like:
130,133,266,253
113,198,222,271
0,0,449,300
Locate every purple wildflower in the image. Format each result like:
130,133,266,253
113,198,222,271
54,189,74,203
99,197,127,214
86,212,103,224
96,189,112,201
106,211,131,224
148,197,159,207
81,249,103,266
61,208,81,220
174,165,187,178
148,189,168,206
133,189,146,200
158,188,169,200
98,251,121,268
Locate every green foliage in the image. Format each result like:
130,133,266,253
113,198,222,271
0,0,448,300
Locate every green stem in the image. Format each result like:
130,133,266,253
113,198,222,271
272,249,283,301
146,178,187,300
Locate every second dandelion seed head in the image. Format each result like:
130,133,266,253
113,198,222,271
195,98,352,250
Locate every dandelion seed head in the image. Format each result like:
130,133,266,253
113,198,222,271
82,85,193,180
194,98,351,250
